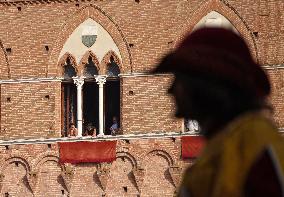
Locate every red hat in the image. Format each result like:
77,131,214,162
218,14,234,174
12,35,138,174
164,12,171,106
152,27,270,98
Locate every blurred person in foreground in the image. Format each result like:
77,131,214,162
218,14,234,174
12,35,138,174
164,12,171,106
152,27,284,196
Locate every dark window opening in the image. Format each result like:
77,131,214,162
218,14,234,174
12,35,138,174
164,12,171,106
83,56,98,78
107,57,120,77
105,79,120,135
61,57,77,137
83,81,99,136
6,48,12,54
61,82,77,137
63,57,76,80
184,119,200,133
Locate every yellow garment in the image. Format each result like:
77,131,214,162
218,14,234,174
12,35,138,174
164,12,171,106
178,112,284,197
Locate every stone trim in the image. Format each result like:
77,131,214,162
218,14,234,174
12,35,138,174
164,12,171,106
119,73,172,78
263,65,284,69
0,132,199,145
0,128,283,145
0,0,102,6
0,77,62,84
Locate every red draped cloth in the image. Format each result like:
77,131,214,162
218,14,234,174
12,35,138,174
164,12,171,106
181,136,205,159
59,141,117,164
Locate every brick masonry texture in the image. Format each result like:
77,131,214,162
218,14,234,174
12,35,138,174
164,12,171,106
0,0,283,196
0,0,283,137
0,82,61,139
121,75,180,134
0,138,193,196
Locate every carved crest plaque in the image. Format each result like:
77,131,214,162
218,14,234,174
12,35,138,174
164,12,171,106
82,24,98,48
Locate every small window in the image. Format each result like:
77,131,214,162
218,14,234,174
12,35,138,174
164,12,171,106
63,57,77,79
107,56,120,77
83,56,98,78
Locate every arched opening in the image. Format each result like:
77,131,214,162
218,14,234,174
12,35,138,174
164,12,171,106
61,57,77,137
183,11,237,133
105,56,120,135
193,11,238,33
82,56,99,136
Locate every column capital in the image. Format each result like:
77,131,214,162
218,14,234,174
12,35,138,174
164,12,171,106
72,76,85,87
95,75,107,85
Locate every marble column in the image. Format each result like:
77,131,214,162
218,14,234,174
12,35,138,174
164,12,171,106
73,76,85,137
95,75,107,136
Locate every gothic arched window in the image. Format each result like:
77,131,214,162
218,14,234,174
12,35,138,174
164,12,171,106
107,56,120,77
63,57,77,79
83,56,98,78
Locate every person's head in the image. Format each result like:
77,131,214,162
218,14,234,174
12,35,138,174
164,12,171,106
113,116,117,123
69,123,76,129
152,27,271,138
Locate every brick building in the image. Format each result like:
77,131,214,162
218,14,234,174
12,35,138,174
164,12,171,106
0,0,283,196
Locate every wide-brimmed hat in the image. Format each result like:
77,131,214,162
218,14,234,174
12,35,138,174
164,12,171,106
152,27,270,98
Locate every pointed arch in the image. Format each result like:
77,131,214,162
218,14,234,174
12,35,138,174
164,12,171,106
143,149,174,167
32,151,61,171
0,156,33,196
57,52,78,78
116,152,138,170
79,50,100,76
101,50,122,76
32,152,66,197
174,0,258,61
1,156,31,173
48,5,132,77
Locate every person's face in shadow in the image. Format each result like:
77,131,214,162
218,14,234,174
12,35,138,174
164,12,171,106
168,74,200,120
168,73,226,123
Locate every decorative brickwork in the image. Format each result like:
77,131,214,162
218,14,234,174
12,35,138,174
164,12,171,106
0,0,283,196
78,50,100,75
101,50,122,75
0,137,191,196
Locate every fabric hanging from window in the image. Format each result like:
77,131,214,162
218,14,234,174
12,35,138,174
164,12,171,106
181,136,205,159
59,141,117,163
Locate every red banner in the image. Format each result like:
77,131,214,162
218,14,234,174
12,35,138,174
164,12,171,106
59,141,117,164
181,136,205,159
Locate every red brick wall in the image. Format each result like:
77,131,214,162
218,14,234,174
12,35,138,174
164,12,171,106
0,0,283,138
0,1,283,195
0,82,61,139
0,137,189,196
0,0,282,76
121,75,181,134
0,44,9,79
267,69,284,127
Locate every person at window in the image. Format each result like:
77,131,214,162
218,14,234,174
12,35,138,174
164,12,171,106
152,27,284,196
84,123,97,137
185,119,199,133
68,123,78,137
110,116,119,135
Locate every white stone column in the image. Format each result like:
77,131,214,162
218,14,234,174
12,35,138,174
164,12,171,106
73,76,85,137
95,75,107,136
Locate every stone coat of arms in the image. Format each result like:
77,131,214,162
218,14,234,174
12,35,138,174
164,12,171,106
82,24,98,48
